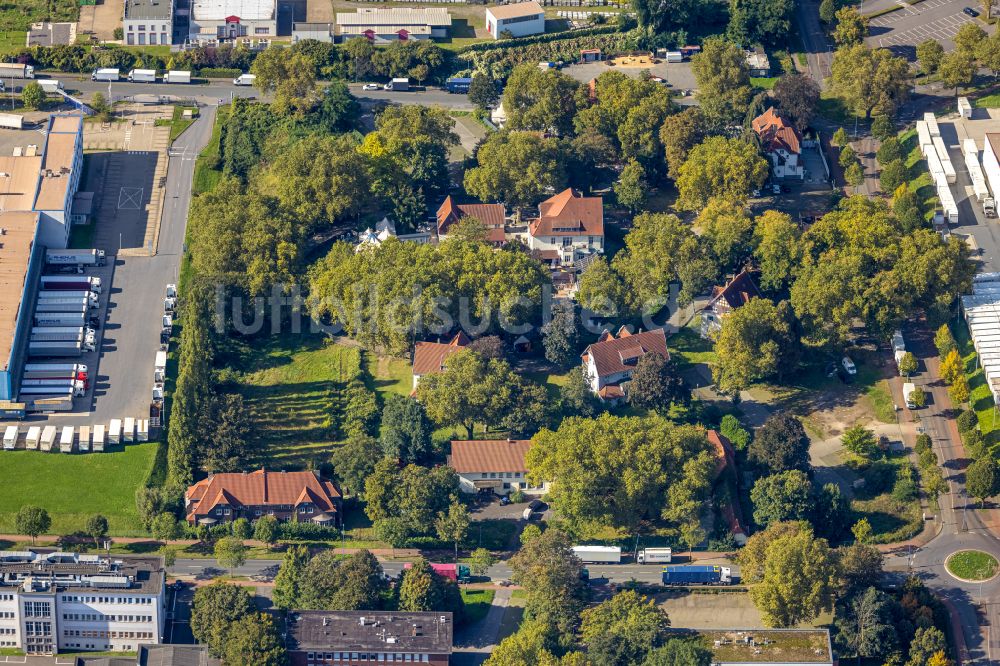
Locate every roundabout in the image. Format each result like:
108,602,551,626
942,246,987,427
944,549,1000,583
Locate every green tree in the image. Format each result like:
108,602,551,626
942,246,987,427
747,526,838,627
152,512,183,543
935,324,958,357
398,558,464,618
842,425,879,459
468,547,497,576
660,107,705,180
365,460,459,540
20,82,43,110
190,582,255,657
576,255,630,317
627,353,688,411
215,537,248,576
832,127,849,148
720,414,751,450
949,374,971,404
643,638,713,665
938,49,977,95
907,627,947,666
966,456,1000,505
272,545,309,610
837,543,884,591
877,137,903,164
135,486,165,530
839,145,858,168
737,521,805,583
559,367,600,418
697,198,755,271
16,505,50,544
380,395,432,464
846,163,864,191
484,620,561,666
84,514,109,550
464,131,568,208
580,590,670,666
713,298,800,394
468,74,500,110
749,414,811,475
501,64,581,136
813,482,852,541
691,37,754,125
910,386,927,408
871,115,895,141
773,72,820,131
834,586,900,661
223,613,287,666
615,159,647,212
831,44,911,118
917,39,945,75
435,500,471,561
251,48,319,117
299,549,388,610
727,0,794,47
202,393,252,474
852,517,874,544
880,158,907,193
955,21,987,53
230,517,251,540
508,528,588,643
330,433,382,497
753,210,803,292
542,300,581,368
253,514,279,548
751,470,815,526
833,7,869,45
819,0,836,22
676,136,769,210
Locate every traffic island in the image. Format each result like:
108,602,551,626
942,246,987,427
944,549,1000,582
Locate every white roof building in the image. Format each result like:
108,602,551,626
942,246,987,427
189,0,277,42
336,7,451,41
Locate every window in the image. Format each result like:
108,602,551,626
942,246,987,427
161,33,168,43
149,33,157,44
255,27,269,34
127,34,135,44
489,472,496,479
138,24,145,30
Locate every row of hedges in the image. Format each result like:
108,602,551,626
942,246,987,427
458,24,627,54
457,29,641,77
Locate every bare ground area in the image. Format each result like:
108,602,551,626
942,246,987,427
308,0,334,23
78,0,121,41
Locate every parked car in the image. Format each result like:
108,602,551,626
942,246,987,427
772,183,781,195
964,7,980,16
842,356,857,375
362,83,379,90
499,496,511,506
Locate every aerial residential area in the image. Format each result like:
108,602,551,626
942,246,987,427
0,0,996,663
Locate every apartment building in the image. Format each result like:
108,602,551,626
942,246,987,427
0,551,165,655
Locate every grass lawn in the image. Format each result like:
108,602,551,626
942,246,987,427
0,0,76,31
946,549,999,581
865,379,897,424
850,452,922,544
974,93,1000,108
751,76,778,90
669,323,718,367
460,588,495,625
0,444,158,536
366,351,412,398
900,128,939,220
0,31,24,55
954,320,1000,446
155,105,198,143
226,334,359,470
818,90,863,125
192,105,228,195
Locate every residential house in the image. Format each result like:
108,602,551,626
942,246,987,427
355,217,431,252
699,269,762,338
336,7,451,42
746,50,771,77
449,438,549,496
412,332,470,389
581,326,669,401
184,468,342,527
285,611,453,666
527,188,604,266
436,196,506,245
0,551,165,655
485,1,545,39
752,106,804,179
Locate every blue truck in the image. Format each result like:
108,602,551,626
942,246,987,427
661,565,733,586
446,77,472,93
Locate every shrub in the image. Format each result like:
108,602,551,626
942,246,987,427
509,489,526,504
915,433,932,455
958,409,979,433
963,429,987,460
278,522,340,541
864,461,896,494
892,465,919,502
919,448,939,470
198,67,242,79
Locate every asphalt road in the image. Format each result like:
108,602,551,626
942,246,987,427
795,0,833,90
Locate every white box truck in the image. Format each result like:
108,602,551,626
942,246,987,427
665,51,683,63
0,63,34,78
108,418,121,445
154,350,167,383
78,425,90,452
0,113,23,130
40,425,56,452
637,547,672,564
92,424,105,452
38,79,62,93
46,249,106,267
128,69,157,83
3,426,16,450
233,73,256,86
164,70,191,84
40,275,102,294
25,426,40,450
59,426,74,452
137,419,149,442
384,78,409,91
904,382,917,409
123,416,135,442
571,545,622,563
92,68,120,82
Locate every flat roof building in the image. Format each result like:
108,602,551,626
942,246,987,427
123,0,173,45
335,7,451,42
285,611,453,666
26,22,76,47
189,0,276,43
485,1,545,39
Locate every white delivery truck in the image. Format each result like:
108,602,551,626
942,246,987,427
92,424,105,452
154,350,167,383
903,382,918,409
25,426,40,450
665,51,683,63
78,425,90,452
137,419,149,442
636,547,672,564
2,426,16,450
108,418,121,445
0,113,23,129
233,73,256,86
40,425,56,452
38,79,62,93
92,68,120,82
164,70,191,84
0,63,34,78
127,69,157,83
571,545,622,563
59,426,74,453
123,416,135,443
384,77,409,91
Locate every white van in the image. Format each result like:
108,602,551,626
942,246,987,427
233,74,256,86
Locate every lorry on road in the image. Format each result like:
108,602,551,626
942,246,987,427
401,562,470,582
903,382,918,409
661,565,733,586
92,68,120,82
45,249,106,268
0,113,24,130
986,197,997,218
127,69,156,83
0,63,34,79
233,73,256,86
446,77,472,93
164,70,192,84
38,80,62,93
571,546,622,563
40,275,102,294
384,78,409,91
636,548,672,564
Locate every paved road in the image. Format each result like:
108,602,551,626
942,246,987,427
795,0,833,89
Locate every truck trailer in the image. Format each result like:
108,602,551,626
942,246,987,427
446,77,472,93
661,565,733,586
23,363,87,377
78,425,90,452
92,424,105,452
2,426,16,449
127,69,156,83
40,275,102,294
0,63,34,79
164,70,191,84
33,313,99,329
0,113,24,130
20,382,84,398
92,68,120,82
38,291,100,306
40,425,57,452
571,546,622,563
636,548,673,564
28,340,87,357
45,249,106,267
384,78,409,91
59,426,74,452
38,80,62,93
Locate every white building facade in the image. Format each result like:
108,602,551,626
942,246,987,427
485,1,545,39
449,439,549,496
188,0,276,43
123,0,173,45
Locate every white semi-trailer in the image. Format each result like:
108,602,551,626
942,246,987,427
45,249,106,267
571,546,622,563
636,547,673,564
164,70,191,83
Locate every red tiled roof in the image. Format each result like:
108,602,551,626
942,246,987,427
581,328,668,379
707,429,735,479
186,469,341,520
449,439,532,473
752,107,801,155
529,189,604,238
705,270,762,315
598,384,625,400
412,332,470,376
436,196,506,243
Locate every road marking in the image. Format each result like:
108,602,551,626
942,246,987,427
117,186,144,210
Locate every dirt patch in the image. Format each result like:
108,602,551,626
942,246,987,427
656,591,763,629
78,0,121,41
308,0,334,23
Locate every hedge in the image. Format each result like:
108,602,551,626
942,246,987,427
459,24,627,54
198,67,242,79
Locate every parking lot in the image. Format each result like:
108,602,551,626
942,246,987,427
867,0,988,58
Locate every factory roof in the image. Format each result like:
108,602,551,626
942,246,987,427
336,7,452,28
35,114,82,211
0,551,164,595
191,0,275,22
487,1,544,20
0,212,38,371
124,0,174,21
0,155,42,211
286,611,454,654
